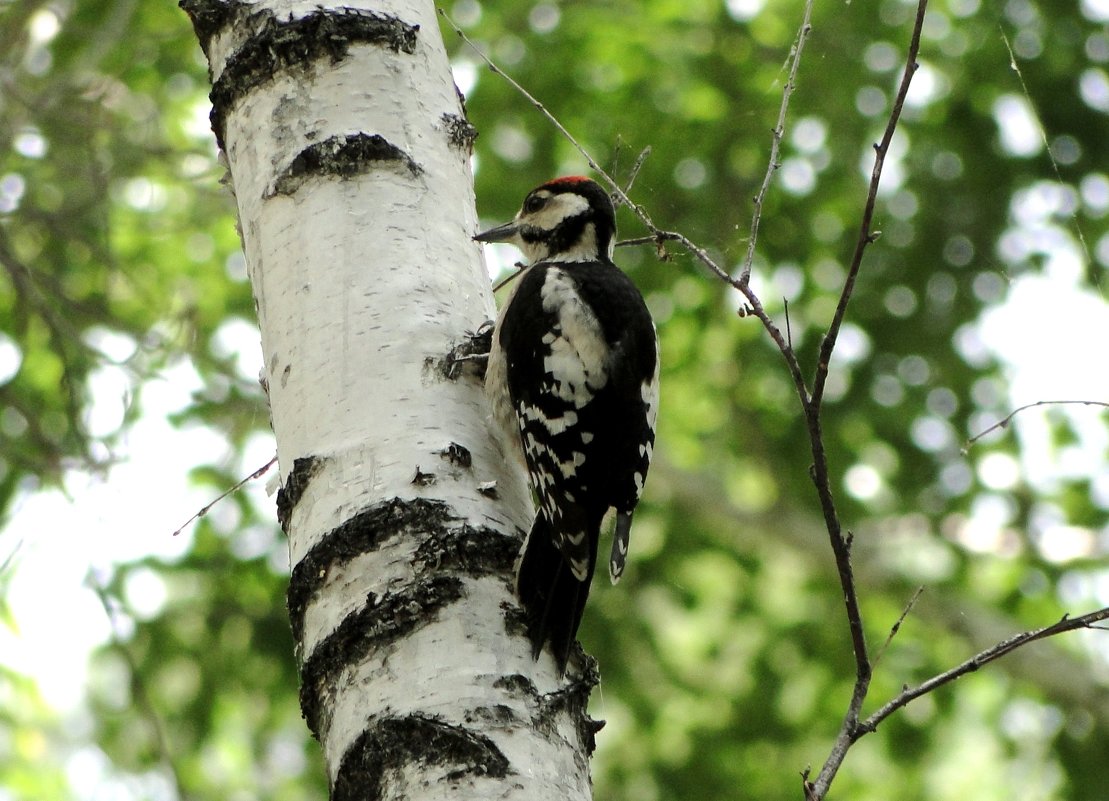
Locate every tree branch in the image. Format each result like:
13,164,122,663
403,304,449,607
809,0,926,412
857,607,1109,737
964,399,1109,449
871,586,925,671
803,3,929,795
737,0,815,288
171,455,277,537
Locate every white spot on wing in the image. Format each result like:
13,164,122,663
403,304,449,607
570,556,589,580
557,451,587,478
642,333,661,432
519,404,579,435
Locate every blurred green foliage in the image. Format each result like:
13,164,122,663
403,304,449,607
1,0,1107,799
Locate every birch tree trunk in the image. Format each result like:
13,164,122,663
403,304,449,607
181,1,598,797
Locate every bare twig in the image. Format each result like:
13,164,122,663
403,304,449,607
810,4,925,412
624,146,652,196
860,607,1109,736
805,2,929,796
172,455,277,536
442,9,718,279
997,27,1092,270
616,235,666,249
737,0,815,288
440,8,657,230
784,298,793,351
871,586,924,670
965,399,1109,449
492,262,527,292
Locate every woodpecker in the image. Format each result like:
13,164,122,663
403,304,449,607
475,176,659,674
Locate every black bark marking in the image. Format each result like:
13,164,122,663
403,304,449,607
439,442,472,469
287,498,519,644
190,4,419,148
287,498,456,642
465,703,518,728
442,112,478,151
500,599,529,639
440,321,493,380
411,465,437,486
276,455,323,533
333,714,509,801
271,133,423,197
299,576,464,739
492,662,604,757
492,673,539,697
539,653,602,756
179,0,251,57
412,523,519,577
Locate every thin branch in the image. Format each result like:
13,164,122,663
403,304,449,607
871,586,924,671
172,455,277,536
965,399,1109,449
492,262,528,292
860,606,1109,735
616,235,666,249
440,9,658,230
623,146,652,196
737,0,815,288
997,26,1093,271
804,2,929,796
805,606,1109,801
809,0,926,412
783,298,793,351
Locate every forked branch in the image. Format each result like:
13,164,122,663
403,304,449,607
859,607,1109,736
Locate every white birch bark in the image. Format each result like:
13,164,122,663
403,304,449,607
181,1,598,797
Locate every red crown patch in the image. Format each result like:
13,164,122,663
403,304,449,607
544,175,592,187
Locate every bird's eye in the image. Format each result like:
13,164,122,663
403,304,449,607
524,195,546,214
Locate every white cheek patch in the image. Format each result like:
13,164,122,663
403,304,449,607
517,193,598,263
528,192,590,230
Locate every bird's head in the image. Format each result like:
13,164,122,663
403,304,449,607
474,176,617,264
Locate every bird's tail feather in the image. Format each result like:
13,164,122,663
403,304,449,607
516,512,597,675
609,511,633,584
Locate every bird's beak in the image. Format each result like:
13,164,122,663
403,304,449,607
473,221,519,243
